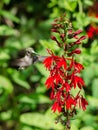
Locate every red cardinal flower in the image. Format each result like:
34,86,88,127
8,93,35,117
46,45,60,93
80,96,88,111
87,25,98,38
43,15,88,129
45,76,55,89
71,74,85,89
87,25,96,38
74,36,86,44
61,82,71,92
51,101,62,113
74,62,84,73
43,56,53,70
65,94,76,110
87,1,98,39
57,57,67,69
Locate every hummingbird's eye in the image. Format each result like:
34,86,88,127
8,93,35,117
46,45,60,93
26,48,34,55
26,50,31,55
28,50,30,53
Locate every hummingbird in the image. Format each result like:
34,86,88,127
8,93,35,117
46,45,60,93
9,47,47,70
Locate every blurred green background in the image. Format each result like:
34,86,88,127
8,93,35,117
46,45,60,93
0,0,98,130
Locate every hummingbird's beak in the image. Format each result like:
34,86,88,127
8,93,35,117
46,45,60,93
31,50,38,55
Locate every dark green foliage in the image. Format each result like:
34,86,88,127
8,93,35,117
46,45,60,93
0,0,98,130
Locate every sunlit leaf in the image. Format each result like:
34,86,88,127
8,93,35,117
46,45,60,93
92,79,98,98
20,112,63,129
0,10,20,23
80,126,94,130
0,25,18,36
88,96,98,107
0,75,13,93
18,94,50,104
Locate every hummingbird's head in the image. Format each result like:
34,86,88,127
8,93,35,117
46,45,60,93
25,47,38,56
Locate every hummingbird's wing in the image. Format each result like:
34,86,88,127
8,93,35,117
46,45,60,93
17,49,27,58
9,56,33,68
10,59,25,67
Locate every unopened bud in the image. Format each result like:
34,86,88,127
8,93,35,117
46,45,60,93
51,36,57,41
72,48,81,54
68,49,81,56
51,29,60,33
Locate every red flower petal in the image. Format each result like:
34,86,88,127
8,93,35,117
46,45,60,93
43,56,53,70
66,95,76,110
74,36,87,44
74,62,84,72
51,101,62,113
45,76,54,89
71,75,85,89
74,29,82,35
57,57,67,69
81,97,88,111
54,74,63,85
63,82,70,92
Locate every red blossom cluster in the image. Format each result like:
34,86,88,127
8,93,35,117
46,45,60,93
87,25,98,39
87,1,98,39
43,15,88,129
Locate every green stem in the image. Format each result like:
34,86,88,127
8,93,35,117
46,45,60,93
66,110,70,130
78,0,83,13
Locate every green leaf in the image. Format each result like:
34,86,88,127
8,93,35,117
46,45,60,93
35,63,49,77
0,25,18,36
5,36,35,49
82,114,95,126
0,48,10,60
20,112,63,129
62,0,77,12
0,10,20,23
18,95,35,104
88,96,98,108
3,0,10,4
40,39,59,51
21,126,33,130
70,124,78,130
5,38,22,49
84,0,93,6
92,79,98,98
0,110,12,121
13,76,31,89
80,126,94,130
18,94,50,104
82,64,95,86
10,70,31,89
73,13,91,28
90,40,98,55
48,0,58,8
30,75,40,82
89,17,98,23
0,75,13,93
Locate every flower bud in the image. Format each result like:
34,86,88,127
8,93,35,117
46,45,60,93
68,49,81,56
51,36,57,41
51,29,60,33
72,48,81,54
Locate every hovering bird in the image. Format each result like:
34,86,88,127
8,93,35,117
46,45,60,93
9,47,47,70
